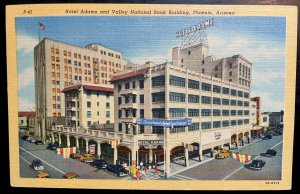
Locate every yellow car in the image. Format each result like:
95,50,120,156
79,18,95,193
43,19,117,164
215,149,230,159
35,172,50,178
79,154,94,163
63,172,79,179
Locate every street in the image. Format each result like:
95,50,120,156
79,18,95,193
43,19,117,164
169,133,283,180
19,139,123,179
20,131,283,180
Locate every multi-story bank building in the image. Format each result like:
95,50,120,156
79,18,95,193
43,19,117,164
110,42,252,177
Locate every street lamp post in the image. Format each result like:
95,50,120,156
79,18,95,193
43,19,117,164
163,126,166,179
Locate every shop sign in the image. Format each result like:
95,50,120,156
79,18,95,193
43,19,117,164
138,140,163,149
214,132,222,140
89,144,95,154
137,118,192,127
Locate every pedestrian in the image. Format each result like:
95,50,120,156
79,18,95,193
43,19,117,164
136,169,141,180
144,165,147,174
141,169,145,180
139,161,143,170
154,164,158,175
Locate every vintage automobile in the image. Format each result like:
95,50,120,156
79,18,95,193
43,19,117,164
105,164,128,177
72,151,82,159
264,149,277,157
215,149,230,159
35,172,50,178
262,134,272,140
63,172,79,179
46,144,57,150
249,159,266,170
79,154,94,163
35,140,43,145
90,159,108,169
31,159,44,171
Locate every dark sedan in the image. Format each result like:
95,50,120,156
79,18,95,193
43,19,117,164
46,144,57,150
249,159,266,170
35,140,43,145
90,159,108,169
105,164,128,176
262,134,272,140
264,149,277,157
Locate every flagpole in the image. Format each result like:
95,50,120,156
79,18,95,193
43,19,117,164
38,22,41,42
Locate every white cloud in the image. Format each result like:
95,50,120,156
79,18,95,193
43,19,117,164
208,35,285,62
251,91,284,112
19,97,35,111
18,66,34,91
17,34,38,52
251,70,285,85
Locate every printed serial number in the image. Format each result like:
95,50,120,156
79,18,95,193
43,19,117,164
266,181,280,184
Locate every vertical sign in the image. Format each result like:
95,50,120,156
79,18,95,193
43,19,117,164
89,144,95,154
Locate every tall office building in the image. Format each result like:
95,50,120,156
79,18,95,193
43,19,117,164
34,38,126,139
110,43,252,177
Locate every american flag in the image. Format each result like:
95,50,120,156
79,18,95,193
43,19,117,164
38,22,45,30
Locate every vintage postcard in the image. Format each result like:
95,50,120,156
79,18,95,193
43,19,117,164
6,4,297,190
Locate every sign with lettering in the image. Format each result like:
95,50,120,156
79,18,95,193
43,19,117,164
176,18,214,37
89,144,95,154
214,132,222,140
136,118,192,127
138,140,163,149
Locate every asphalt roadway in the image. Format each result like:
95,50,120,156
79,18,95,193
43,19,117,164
169,133,283,180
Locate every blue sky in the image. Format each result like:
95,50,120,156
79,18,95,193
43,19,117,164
16,16,286,112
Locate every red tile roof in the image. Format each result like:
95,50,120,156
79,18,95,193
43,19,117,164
62,84,113,93
109,67,150,82
61,85,81,92
18,111,35,117
83,85,113,93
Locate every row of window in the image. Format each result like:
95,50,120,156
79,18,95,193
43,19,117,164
86,111,110,118
51,47,122,60
167,75,250,97
146,119,250,134
167,92,250,106
118,80,144,91
151,108,250,118
119,109,144,118
118,95,144,105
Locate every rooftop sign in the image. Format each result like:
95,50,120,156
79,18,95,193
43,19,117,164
176,18,214,38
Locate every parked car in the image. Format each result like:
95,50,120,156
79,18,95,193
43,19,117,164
21,135,29,140
262,134,272,140
273,131,282,136
264,149,277,157
72,151,81,159
105,164,128,176
63,172,79,179
90,159,108,169
35,172,50,178
215,149,230,159
31,159,44,171
46,144,57,150
35,140,43,145
79,154,94,163
249,159,266,170
29,137,37,143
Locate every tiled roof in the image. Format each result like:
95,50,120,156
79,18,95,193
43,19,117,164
61,85,81,92
18,111,35,117
83,85,113,92
109,67,150,82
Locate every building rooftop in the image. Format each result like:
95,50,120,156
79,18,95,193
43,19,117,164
109,67,150,83
62,83,113,93
18,111,35,117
